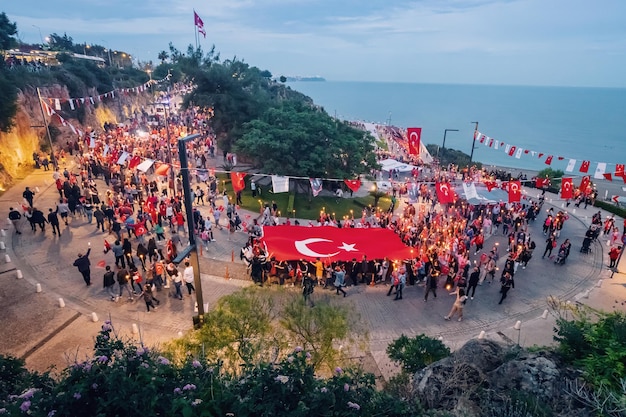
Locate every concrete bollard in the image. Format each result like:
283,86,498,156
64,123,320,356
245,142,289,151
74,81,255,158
596,279,603,287
5,254,10,263
58,298,65,308
514,320,522,330
561,203,564,208
91,312,98,322
0,229,5,237
478,331,486,339
177,331,183,337
572,209,576,214
36,283,42,293
583,290,590,299
16,270,23,279
35,187,40,193
541,309,549,319
0,241,5,250
132,323,139,334
194,302,198,313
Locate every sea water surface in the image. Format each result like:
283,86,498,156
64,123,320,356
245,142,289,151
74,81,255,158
287,81,626,172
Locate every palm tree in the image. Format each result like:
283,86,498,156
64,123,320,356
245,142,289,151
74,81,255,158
157,50,169,64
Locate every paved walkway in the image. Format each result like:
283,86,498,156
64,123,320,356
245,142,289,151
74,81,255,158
0,166,624,381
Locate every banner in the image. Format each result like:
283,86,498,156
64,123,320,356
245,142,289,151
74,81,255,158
309,178,323,197
262,225,414,261
615,164,625,177
579,160,590,173
594,162,607,179
271,176,290,193
508,180,521,203
128,155,142,171
565,159,576,172
561,178,573,199
544,155,553,165
435,182,455,204
344,179,361,193
535,177,550,188
462,182,479,201
407,182,418,204
579,175,591,193
230,172,246,193
116,151,129,165
407,127,421,156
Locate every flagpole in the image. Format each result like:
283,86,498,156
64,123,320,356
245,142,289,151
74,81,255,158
36,87,58,170
469,121,479,166
193,10,198,50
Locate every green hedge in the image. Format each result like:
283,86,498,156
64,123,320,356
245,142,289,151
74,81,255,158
594,200,626,219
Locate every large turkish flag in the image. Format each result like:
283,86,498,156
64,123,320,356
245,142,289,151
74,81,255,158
262,226,415,262
561,178,573,199
231,172,246,193
435,182,455,204
407,127,421,155
508,180,521,203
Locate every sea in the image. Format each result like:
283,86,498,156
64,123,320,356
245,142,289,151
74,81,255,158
286,81,626,174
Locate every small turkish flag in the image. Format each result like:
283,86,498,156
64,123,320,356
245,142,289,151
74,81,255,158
435,182,455,204
579,160,590,173
538,153,544,158
230,172,246,193
535,178,550,188
484,180,497,192
407,127,421,156
579,175,591,193
508,180,521,203
603,173,613,181
545,155,553,165
96,260,106,268
615,164,625,177
344,179,362,192
128,155,142,170
561,178,573,199
508,146,516,157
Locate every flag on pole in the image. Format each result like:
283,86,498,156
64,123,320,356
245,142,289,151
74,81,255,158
407,127,421,155
544,155,553,165
561,178,573,199
579,160,590,173
194,11,206,38
508,180,521,203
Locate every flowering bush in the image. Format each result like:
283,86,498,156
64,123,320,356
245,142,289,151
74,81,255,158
0,323,417,416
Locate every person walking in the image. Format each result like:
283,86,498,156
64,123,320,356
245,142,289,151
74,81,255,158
73,245,92,286
31,208,47,232
543,234,557,259
302,274,315,307
333,266,347,297
117,267,134,301
467,266,481,299
424,272,438,301
111,240,125,269
138,284,159,312
47,208,61,236
444,287,468,321
609,246,621,268
172,267,184,300
182,261,195,295
394,267,407,300
94,206,105,232
8,207,22,235
103,265,117,301
498,272,515,305
23,187,35,207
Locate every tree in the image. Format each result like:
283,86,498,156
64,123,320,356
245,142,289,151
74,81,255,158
0,69,17,132
157,50,169,64
48,32,74,51
386,334,450,374
0,12,17,51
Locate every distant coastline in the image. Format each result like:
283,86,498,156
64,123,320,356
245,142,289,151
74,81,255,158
282,76,326,82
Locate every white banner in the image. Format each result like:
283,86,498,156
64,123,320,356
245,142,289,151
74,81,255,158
565,159,576,172
515,148,523,159
594,162,607,179
272,176,290,193
463,182,479,201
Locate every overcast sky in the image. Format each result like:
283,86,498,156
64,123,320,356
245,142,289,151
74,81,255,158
4,0,626,87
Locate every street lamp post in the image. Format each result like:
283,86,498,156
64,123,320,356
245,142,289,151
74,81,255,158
149,101,177,196
32,25,43,45
438,128,459,160
101,40,112,66
176,133,205,326
469,122,479,166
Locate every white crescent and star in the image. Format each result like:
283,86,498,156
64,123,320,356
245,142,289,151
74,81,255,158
510,183,519,193
294,238,358,258
439,184,449,195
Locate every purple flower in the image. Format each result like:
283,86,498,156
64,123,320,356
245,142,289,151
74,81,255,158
82,362,92,372
347,401,361,410
19,388,36,399
335,367,343,374
344,383,350,392
97,355,108,363
287,356,294,363
306,352,311,359
183,384,197,391
91,383,98,390
141,363,150,369
47,411,57,417
136,347,148,355
101,323,112,332
294,346,303,352
191,399,203,406
158,356,170,365
320,387,328,393
20,401,31,412
192,360,201,368
173,388,182,395
73,392,81,400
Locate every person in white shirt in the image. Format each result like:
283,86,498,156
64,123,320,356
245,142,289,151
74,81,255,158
182,261,195,295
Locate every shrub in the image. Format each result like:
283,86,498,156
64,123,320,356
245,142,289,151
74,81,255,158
386,334,451,374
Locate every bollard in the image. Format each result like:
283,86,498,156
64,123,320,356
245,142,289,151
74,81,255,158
0,241,5,250
478,331,486,339
572,209,576,214
596,279,603,288
514,320,522,330
35,187,40,193
231,249,234,262
0,229,5,237
225,266,230,280
561,203,564,208
132,323,139,334
58,298,65,308
541,309,549,319
16,270,23,279
36,283,42,293
91,312,98,322
204,302,209,312
177,331,183,337
583,290,590,299
194,302,198,313
4,254,10,263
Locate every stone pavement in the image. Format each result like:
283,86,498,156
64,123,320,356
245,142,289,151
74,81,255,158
0,166,624,381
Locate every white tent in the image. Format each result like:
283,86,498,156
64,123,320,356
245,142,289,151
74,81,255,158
378,158,418,172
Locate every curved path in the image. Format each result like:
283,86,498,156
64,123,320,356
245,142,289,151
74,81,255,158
0,166,624,381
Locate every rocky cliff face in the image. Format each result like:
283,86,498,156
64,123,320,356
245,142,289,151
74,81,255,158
413,339,592,417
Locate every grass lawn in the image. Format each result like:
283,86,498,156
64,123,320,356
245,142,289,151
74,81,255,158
218,174,392,221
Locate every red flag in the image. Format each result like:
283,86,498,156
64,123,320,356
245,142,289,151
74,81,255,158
561,178,573,199
615,164,625,177
603,173,613,181
478,134,486,144
538,153,544,158
488,138,494,147
128,155,142,170
407,127,421,155
545,155,553,165
508,180,521,203
194,11,206,38
96,260,106,268
155,163,170,176
484,180,497,192
558,156,564,160
508,146,516,157
344,179,362,193
535,178,550,188
579,175,590,193
579,160,590,173
262,225,414,262
435,182,455,204
231,172,246,193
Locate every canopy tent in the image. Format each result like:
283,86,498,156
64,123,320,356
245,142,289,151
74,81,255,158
262,225,415,262
136,159,154,173
454,183,509,205
378,158,418,173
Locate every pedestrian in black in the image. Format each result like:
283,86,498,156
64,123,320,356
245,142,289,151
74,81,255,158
8,207,22,234
94,206,105,232
467,266,481,299
302,274,315,307
424,272,438,301
23,187,35,207
103,266,117,301
498,272,514,305
47,208,61,236
31,208,47,232
73,246,92,286
543,234,557,258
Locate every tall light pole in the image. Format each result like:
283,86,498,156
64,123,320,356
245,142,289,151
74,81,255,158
469,121,479,166
32,25,43,45
101,40,112,66
438,128,459,160
176,133,205,327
